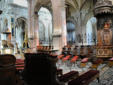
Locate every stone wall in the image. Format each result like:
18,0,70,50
0,0,28,51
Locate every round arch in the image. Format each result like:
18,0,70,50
34,0,52,15
33,1,53,46
16,17,27,24
86,17,97,45
15,17,28,48
38,7,53,45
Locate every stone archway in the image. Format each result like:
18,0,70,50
86,17,97,45
38,7,53,46
28,0,67,53
15,17,27,48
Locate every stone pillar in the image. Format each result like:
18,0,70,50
51,0,67,54
27,0,36,52
27,0,40,53
28,0,33,41
34,15,39,46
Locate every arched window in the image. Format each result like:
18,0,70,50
66,21,75,44
38,7,52,46
15,18,27,48
86,17,97,45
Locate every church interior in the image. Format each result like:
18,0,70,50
1,0,113,85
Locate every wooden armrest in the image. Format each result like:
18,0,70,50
58,71,79,82
68,70,99,85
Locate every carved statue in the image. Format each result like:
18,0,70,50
2,40,8,48
97,22,112,45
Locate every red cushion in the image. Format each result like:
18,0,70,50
16,67,24,70
81,58,89,63
58,55,64,59
109,58,113,61
62,55,71,61
16,59,24,63
16,64,24,67
70,56,78,63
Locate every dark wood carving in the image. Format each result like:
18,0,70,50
94,0,113,58
94,0,113,29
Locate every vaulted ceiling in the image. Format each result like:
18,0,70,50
65,0,89,11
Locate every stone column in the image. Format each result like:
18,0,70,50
27,0,40,53
28,0,33,41
27,0,36,52
34,15,39,46
51,0,67,54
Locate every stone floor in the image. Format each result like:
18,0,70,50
90,66,113,85
56,60,92,74
56,60,113,85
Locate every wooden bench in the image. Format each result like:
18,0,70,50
16,59,24,72
58,71,79,82
68,70,99,85
91,59,103,70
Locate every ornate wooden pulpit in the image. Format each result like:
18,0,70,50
94,0,113,58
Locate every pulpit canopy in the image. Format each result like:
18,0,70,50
94,0,113,16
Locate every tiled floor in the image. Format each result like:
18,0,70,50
56,60,92,74
56,60,113,85
90,66,113,85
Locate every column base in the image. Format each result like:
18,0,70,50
52,34,62,55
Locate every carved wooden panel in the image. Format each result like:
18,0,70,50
96,46,113,57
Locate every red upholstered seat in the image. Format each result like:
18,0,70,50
81,58,89,63
58,55,64,59
16,64,24,67
16,59,24,63
62,55,71,61
70,56,78,63
16,59,24,64
16,59,24,71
